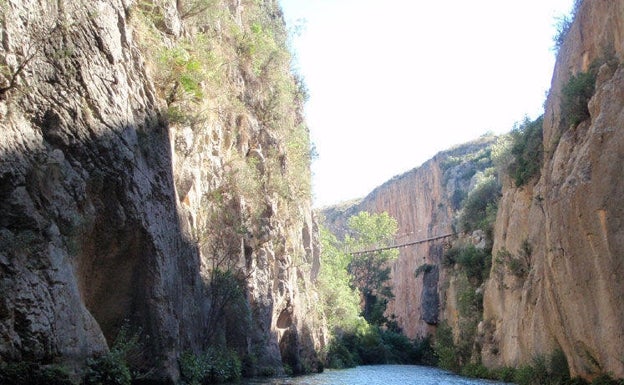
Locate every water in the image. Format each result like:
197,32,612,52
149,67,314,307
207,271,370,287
242,365,511,385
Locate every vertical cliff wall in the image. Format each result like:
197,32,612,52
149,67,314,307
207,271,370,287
0,0,323,381
322,137,495,338
482,0,624,378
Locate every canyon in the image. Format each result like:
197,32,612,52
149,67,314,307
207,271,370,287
1,0,623,382
323,0,624,380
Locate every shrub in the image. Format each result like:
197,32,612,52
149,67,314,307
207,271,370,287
591,374,623,385
492,366,517,382
514,364,539,385
496,247,530,279
508,116,544,187
512,351,572,385
553,0,583,52
434,322,459,372
325,326,433,369
179,351,205,385
451,244,490,285
413,336,437,366
450,189,467,211
491,134,513,181
414,263,435,278
157,44,204,104
0,362,74,385
84,351,131,385
326,338,358,369
84,323,147,385
460,363,492,379
561,70,596,127
179,348,242,385
381,330,418,364
458,174,500,233
549,349,571,384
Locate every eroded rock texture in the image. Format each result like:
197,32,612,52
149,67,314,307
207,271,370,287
0,0,324,381
482,0,624,378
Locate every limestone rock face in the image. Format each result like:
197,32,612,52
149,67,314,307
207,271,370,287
0,0,323,381
482,0,624,378
322,138,495,338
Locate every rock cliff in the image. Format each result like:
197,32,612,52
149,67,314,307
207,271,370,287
322,2,624,379
322,137,496,338
481,0,624,378
0,0,323,381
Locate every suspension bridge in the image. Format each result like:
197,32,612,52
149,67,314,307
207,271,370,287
348,232,456,256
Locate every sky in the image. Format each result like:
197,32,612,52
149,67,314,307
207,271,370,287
278,0,575,208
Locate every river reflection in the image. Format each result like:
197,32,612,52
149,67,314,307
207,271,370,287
242,365,511,385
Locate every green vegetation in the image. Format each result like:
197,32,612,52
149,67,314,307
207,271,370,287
589,374,624,385
345,211,399,325
561,70,596,128
131,1,317,377
0,325,151,385
0,362,74,385
444,244,491,284
458,172,500,234
84,324,148,385
317,211,435,369
178,0,217,20
84,353,131,385
414,263,436,278
317,227,362,331
511,351,570,385
434,344,622,385
434,322,459,372
434,272,482,371
441,145,493,177
132,0,315,207
326,325,436,369
494,243,531,280
440,141,495,212
436,144,501,377
553,0,583,52
507,116,544,187
179,348,242,385
205,269,252,346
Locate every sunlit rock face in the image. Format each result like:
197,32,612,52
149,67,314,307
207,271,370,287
322,138,495,338
0,0,324,381
482,0,624,378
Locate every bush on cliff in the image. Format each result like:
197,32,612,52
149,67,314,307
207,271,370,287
458,173,500,234
561,70,596,128
508,115,544,187
553,0,584,52
443,243,490,285
0,362,74,385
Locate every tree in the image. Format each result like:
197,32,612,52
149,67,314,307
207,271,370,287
345,212,399,326
317,227,362,332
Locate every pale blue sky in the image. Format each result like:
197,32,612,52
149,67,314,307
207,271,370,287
278,0,575,208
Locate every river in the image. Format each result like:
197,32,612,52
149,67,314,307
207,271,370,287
242,365,511,385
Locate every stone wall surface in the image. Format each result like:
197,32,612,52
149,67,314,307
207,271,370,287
0,0,324,381
482,0,624,378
